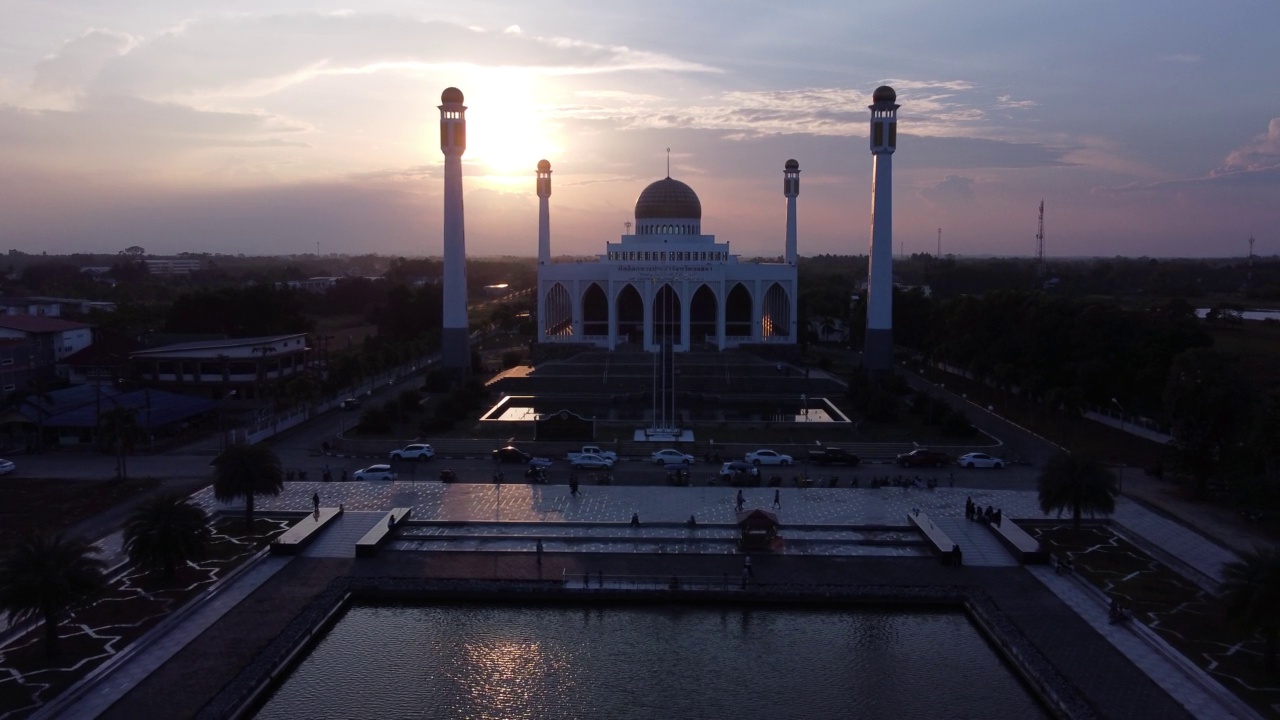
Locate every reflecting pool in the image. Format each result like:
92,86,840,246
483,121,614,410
254,604,1047,720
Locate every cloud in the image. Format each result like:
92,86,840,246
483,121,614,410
919,175,977,205
1220,118,1280,174
1105,118,1280,192
32,29,139,95
88,13,718,101
0,96,309,177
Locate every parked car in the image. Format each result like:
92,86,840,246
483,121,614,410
745,449,793,466
339,397,361,410
957,452,1005,469
389,443,435,460
808,447,861,466
570,454,614,470
896,449,952,468
565,445,618,463
0,459,13,475
719,462,759,480
527,456,554,470
652,449,695,466
492,446,532,463
353,464,397,481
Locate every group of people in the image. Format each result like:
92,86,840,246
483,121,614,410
964,497,1002,526
734,489,783,512
864,475,943,490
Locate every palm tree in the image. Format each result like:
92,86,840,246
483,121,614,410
0,534,106,657
1220,547,1280,672
1037,451,1117,534
212,442,284,528
124,493,212,580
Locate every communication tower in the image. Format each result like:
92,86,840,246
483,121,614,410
1034,200,1046,277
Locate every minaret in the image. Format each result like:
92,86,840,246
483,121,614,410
537,159,552,264
784,159,799,265
439,87,470,373
864,85,898,373
535,159,551,346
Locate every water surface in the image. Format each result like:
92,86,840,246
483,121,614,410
255,603,1047,720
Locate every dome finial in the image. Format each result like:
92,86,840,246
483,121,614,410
666,148,671,178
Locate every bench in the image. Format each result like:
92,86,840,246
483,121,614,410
356,507,413,558
270,507,343,556
908,513,959,564
986,517,1049,564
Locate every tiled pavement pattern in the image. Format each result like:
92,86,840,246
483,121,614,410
55,480,1255,720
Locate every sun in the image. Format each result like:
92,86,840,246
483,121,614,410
461,69,562,180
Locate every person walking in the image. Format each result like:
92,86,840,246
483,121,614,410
570,477,580,497
735,489,745,512
772,488,781,509
630,512,640,528
312,492,320,513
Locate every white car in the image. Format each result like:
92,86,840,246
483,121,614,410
353,464,398,481
0,459,13,475
957,452,1005,469
652,449,695,466
570,454,614,470
389,443,435,460
745,449,793,466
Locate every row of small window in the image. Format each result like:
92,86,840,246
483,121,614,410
640,225,694,234
609,251,724,262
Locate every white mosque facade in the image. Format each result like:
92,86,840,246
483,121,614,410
535,163,801,353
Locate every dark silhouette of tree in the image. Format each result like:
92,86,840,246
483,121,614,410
212,443,284,528
0,534,106,657
123,493,212,580
1220,547,1280,673
1164,349,1258,497
1037,451,1117,534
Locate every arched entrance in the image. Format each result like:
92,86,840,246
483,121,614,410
725,283,752,338
582,283,608,336
690,284,717,345
762,283,791,338
616,284,643,344
651,284,682,344
544,282,572,337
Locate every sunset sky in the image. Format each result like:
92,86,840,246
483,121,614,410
2,1,1277,259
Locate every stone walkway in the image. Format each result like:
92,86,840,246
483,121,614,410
50,480,1256,720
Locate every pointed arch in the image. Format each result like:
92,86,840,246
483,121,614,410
616,284,644,344
725,283,752,337
543,282,572,337
690,284,717,346
582,283,608,336
651,284,682,343
762,282,791,338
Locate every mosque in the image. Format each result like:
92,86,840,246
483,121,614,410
533,164,801,353
437,85,898,367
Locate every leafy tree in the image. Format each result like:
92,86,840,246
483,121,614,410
123,493,212,580
0,534,106,657
1164,349,1258,496
1220,547,1280,672
212,443,284,528
1037,451,1117,534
